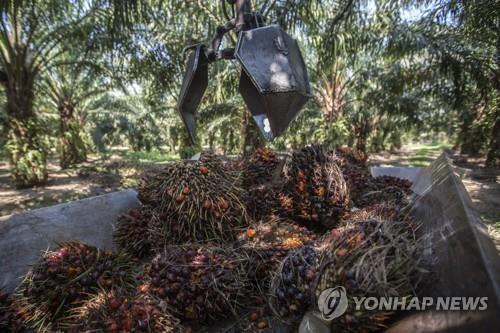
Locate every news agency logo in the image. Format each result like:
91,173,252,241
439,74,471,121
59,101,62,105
318,286,489,321
317,286,349,320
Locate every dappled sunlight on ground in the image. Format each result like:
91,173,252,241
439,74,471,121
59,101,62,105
0,153,168,217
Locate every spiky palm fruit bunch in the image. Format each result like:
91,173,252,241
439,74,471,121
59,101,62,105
314,220,421,332
345,203,401,223
356,176,413,208
334,147,367,166
333,147,370,204
69,290,184,333
282,145,350,229
339,166,371,205
0,291,25,332
114,205,155,259
244,185,282,221
15,241,136,332
142,245,252,322
137,155,248,243
243,147,281,188
269,246,319,321
238,215,317,251
238,215,318,290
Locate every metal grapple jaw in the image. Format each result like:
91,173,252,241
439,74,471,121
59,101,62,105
177,44,209,143
178,0,311,143
236,25,311,140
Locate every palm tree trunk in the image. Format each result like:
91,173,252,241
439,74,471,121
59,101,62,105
240,105,264,156
59,100,87,169
485,42,500,167
3,76,48,187
485,98,500,167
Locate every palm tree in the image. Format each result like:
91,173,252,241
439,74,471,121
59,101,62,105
0,1,94,186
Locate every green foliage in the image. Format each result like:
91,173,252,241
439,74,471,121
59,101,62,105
0,0,498,183
123,150,178,163
6,119,49,187
58,118,91,169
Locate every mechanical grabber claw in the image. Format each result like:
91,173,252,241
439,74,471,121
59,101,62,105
177,0,311,143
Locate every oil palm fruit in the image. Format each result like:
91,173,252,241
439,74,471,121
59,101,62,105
69,290,184,333
137,153,248,244
114,205,155,259
0,290,25,332
142,245,252,322
15,241,136,332
243,147,281,188
270,245,319,322
282,145,350,229
238,215,317,290
315,219,421,332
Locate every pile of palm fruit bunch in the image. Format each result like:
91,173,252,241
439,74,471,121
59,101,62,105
332,146,370,203
5,146,425,332
236,215,318,290
281,145,350,229
14,241,136,332
114,205,156,258
118,152,249,255
140,244,253,323
0,290,25,332
242,147,285,220
313,219,422,331
269,245,320,321
69,290,184,333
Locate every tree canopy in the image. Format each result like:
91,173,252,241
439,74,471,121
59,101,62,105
0,0,498,186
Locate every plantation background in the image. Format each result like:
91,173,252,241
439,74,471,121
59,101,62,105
0,0,498,241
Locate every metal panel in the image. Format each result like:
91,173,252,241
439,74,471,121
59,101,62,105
177,45,209,143
236,25,311,140
236,25,310,94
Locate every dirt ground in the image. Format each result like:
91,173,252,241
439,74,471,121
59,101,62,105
1,145,499,251
0,155,162,217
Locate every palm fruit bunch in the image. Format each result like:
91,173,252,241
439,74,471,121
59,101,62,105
270,246,319,321
244,184,282,220
243,147,281,188
114,205,156,259
334,146,367,166
239,311,293,333
0,291,25,332
333,147,371,204
339,166,371,205
345,203,401,223
282,145,350,229
237,215,317,290
70,290,184,333
142,245,252,322
314,220,421,331
238,215,317,251
15,241,136,332
356,175,413,208
137,153,248,243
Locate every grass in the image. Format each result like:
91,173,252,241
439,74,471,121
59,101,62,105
120,150,179,163
404,142,453,167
